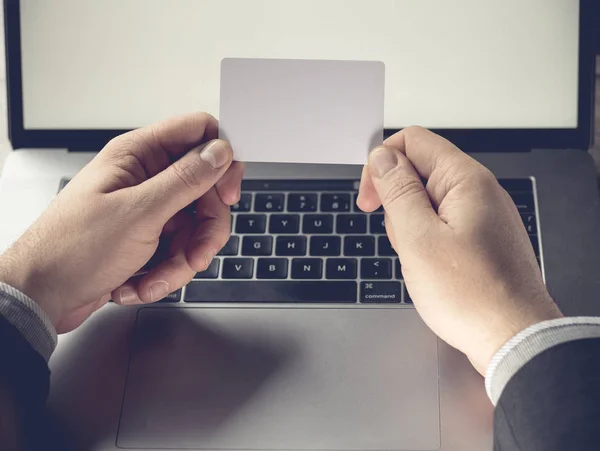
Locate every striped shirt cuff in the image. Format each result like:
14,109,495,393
485,316,600,405
0,282,57,361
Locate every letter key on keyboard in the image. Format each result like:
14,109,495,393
194,258,220,279
303,214,334,234
242,236,273,256
310,236,341,256
326,258,357,279
291,258,323,279
276,236,307,256
218,236,239,256
377,236,396,256
344,236,375,256
369,214,386,234
257,258,288,279
236,214,267,234
336,214,367,234
222,258,254,279
269,214,300,234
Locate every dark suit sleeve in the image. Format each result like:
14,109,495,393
0,314,51,450
494,338,600,451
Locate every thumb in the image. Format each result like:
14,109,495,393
368,146,441,247
133,139,233,221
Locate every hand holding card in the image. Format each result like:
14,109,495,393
219,58,385,165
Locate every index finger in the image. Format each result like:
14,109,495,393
384,126,476,180
97,112,219,178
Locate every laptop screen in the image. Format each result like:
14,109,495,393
19,0,580,131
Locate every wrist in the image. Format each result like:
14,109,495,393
0,250,63,328
474,294,563,375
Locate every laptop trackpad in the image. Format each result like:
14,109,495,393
117,307,440,450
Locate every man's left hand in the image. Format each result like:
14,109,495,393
0,113,243,332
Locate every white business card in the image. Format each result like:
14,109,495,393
219,58,385,165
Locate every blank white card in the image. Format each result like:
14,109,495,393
219,58,385,165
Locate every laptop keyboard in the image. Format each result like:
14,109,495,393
59,177,540,305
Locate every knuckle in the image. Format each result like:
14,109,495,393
401,125,429,145
171,159,203,189
381,173,424,207
104,133,133,156
402,125,427,137
194,112,214,129
470,166,498,189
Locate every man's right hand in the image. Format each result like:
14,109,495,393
357,127,562,374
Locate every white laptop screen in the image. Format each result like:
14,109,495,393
19,0,579,131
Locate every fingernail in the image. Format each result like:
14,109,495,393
149,281,170,302
369,147,398,178
119,287,142,305
200,140,230,169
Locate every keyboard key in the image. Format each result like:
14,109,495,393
218,236,239,256
276,236,307,256
303,214,334,234
236,214,267,234
242,236,273,256
352,193,359,212
344,236,375,256
184,281,357,303
395,259,404,280
321,193,351,212
403,285,413,304
370,214,386,234
530,236,540,256
288,193,318,212
310,236,341,256
521,214,537,235
255,193,285,212
291,258,323,279
360,281,402,303
510,192,535,214
257,258,288,279
352,193,383,212
378,236,396,256
336,214,367,234
361,258,393,279
326,258,357,279
231,193,252,212
157,289,183,303
222,258,254,279
269,214,300,234
194,258,220,278
498,179,532,192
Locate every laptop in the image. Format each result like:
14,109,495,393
1,1,599,450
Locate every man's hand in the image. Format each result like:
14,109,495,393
0,113,243,333
358,127,562,374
